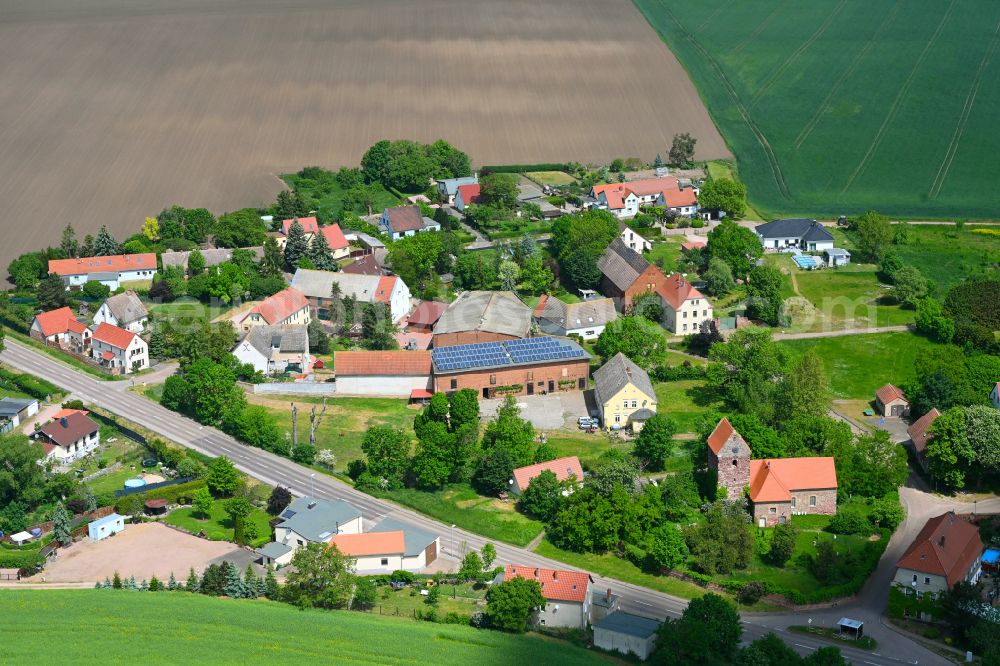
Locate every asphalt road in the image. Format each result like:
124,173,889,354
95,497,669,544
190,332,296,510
1,339,951,665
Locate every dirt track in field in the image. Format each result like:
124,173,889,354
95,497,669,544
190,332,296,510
0,0,728,270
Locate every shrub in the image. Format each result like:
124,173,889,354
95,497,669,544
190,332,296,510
868,497,905,531
736,581,768,605
827,508,870,535
0,367,61,399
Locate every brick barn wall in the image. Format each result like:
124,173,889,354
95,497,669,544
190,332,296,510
753,488,836,526
432,331,521,348
623,265,673,310
434,359,590,397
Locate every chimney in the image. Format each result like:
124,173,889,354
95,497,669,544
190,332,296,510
534,568,539,579
308,501,317,510
939,535,945,547
60,417,68,428
552,571,558,582
606,588,612,602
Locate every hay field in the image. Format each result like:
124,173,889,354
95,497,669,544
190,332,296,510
635,0,1000,219
0,0,728,271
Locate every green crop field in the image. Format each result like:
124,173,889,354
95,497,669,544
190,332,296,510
634,0,1000,219
0,590,607,665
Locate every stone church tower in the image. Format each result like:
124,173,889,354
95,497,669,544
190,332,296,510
706,418,751,499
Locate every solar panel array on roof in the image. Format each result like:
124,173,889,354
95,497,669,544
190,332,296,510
432,337,588,372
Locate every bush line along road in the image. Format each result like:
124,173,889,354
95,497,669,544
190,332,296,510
0,337,949,666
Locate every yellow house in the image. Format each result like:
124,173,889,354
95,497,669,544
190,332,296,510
593,352,658,432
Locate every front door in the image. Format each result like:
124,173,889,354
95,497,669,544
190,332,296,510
527,382,534,395
548,380,555,393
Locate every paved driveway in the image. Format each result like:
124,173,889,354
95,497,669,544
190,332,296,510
479,391,589,430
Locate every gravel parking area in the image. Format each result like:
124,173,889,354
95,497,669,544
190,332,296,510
31,522,251,584
480,391,590,430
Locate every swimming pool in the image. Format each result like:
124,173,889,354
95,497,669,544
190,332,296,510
792,254,819,270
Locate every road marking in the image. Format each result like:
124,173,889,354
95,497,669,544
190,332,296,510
794,644,815,650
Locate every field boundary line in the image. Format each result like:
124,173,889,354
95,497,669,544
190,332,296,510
651,0,791,199
729,3,783,56
840,0,957,195
694,0,736,35
748,0,848,109
793,0,903,150
928,19,1000,199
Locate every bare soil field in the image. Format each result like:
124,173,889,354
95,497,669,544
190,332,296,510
0,0,727,271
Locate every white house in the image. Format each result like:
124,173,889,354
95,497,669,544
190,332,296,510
88,513,125,541
291,269,412,324
238,287,311,332
619,224,651,253
330,518,440,573
91,323,148,374
437,176,478,205
232,325,310,376
498,565,594,630
48,253,157,290
593,612,661,660
35,409,100,462
660,273,713,335
0,397,39,434
258,497,362,567
454,184,483,212
93,290,148,334
380,206,440,240
30,307,92,352
755,219,834,252
534,295,617,340
590,177,698,219
333,351,432,397
370,517,440,571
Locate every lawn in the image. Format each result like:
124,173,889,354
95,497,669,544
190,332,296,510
635,0,1000,219
365,581,487,620
524,170,577,187
889,225,1000,291
779,331,941,400
654,379,723,434
0,590,607,665
243,394,419,473
791,269,914,332
545,433,633,469
380,484,544,548
282,170,399,221
646,237,685,273
164,498,273,548
0,386,32,400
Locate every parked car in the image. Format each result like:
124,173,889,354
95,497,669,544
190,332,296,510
578,417,596,429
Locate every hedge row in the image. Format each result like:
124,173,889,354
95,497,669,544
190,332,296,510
0,366,62,399
480,163,570,174
115,479,208,508
0,551,45,570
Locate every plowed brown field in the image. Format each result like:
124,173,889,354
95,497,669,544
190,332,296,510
0,0,727,270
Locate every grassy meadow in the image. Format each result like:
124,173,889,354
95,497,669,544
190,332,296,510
0,590,607,665
635,0,1000,219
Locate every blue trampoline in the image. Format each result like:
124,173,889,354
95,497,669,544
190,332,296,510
984,547,1000,571
792,254,819,270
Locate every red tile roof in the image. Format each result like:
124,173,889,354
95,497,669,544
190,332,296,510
908,408,941,456
92,322,137,350
48,253,157,277
329,531,405,556
51,408,88,420
532,294,550,318
320,223,349,251
660,186,698,208
407,301,448,328
375,276,397,304
896,512,984,587
33,307,87,338
876,383,907,405
603,188,627,210
748,458,838,503
592,177,696,208
457,184,483,206
707,418,744,455
410,389,434,399
246,287,309,325
335,350,432,376
39,411,99,448
100,351,115,361
504,565,592,603
681,241,706,251
512,456,584,490
281,216,320,236
657,272,704,310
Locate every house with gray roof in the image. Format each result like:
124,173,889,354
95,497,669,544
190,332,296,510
432,290,532,347
755,218,834,252
593,611,661,660
0,397,39,434
534,295,617,340
436,176,478,205
593,352,657,432
160,247,264,272
370,516,441,569
598,238,650,296
258,497,363,566
231,324,310,376
93,290,148,334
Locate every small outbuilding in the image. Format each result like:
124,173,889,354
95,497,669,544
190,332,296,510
87,513,125,541
875,383,909,417
824,248,851,267
593,611,661,660
10,531,34,546
144,499,168,516
837,617,864,641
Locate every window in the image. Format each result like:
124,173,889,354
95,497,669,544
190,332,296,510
631,400,637,408
381,558,389,566
924,577,931,585
450,378,457,390
614,414,621,423
769,507,776,514
489,374,496,385
809,495,817,507
682,311,688,319
791,497,797,508
526,371,533,381
703,310,708,317
623,400,629,409
682,324,688,332
912,574,918,584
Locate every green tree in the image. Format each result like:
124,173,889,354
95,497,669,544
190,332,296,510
780,415,852,456
260,237,284,277
206,456,240,497
595,317,668,371
428,139,472,179
388,232,443,290
699,178,747,218
684,501,754,575
630,291,665,322
519,255,554,294
854,210,893,262
926,407,974,488
0,433,47,508
655,593,741,665
192,487,214,519
966,405,1000,480
410,419,454,490
498,260,520,292
766,523,797,567
308,231,338,271
60,223,79,258
745,264,785,326
225,496,254,545
777,350,830,422
52,501,72,547
352,577,377,610
360,426,410,490
914,297,955,343
481,543,497,571
703,257,736,297
633,414,677,471
518,470,563,521
708,327,787,422
480,395,536,468
283,220,309,270
891,265,928,308
361,302,398,350
93,225,120,256
449,389,480,432
707,219,762,277
868,497,905,531
453,252,497,290
37,273,68,311
550,209,619,288
283,543,356,609
668,132,697,168
187,248,206,275
486,577,546,632
307,318,330,355
648,524,686,571
561,247,603,289
479,173,519,210
825,429,908,497
214,209,267,248
458,551,484,581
